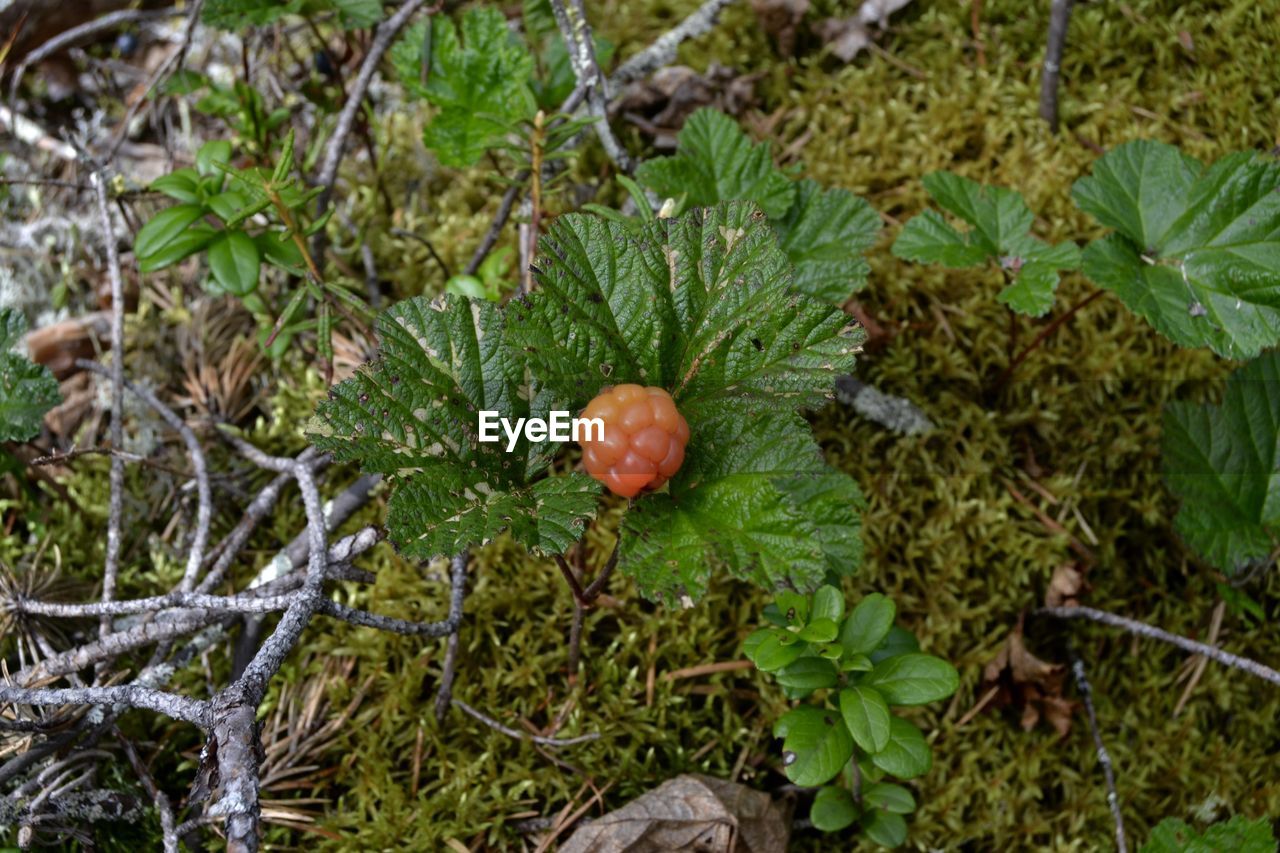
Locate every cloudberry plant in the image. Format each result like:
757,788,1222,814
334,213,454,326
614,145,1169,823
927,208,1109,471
579,385,690,498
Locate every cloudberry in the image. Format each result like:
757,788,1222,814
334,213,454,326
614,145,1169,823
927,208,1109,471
579,384,690,498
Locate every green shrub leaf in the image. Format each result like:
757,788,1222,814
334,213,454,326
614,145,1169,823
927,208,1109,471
393,9,535,166
862,808,908,848
743,628,806,672
207,230,261,296
136,204,207,259
0,309,61,442
862,782,917,815
308,294,599,559
1143,815,1277,853
774,657,839,692
870,716,932,779
1073,140,1280,358
773,705,854,787
839,593,896,657
810,786,859,832
894,172,1080,317
864,653,959,705
840,685,892,753
1162,352,1280,572
636,108,795,219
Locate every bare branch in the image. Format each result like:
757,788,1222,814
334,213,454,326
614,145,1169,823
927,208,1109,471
452,699,601,747
1040,605,1280,687
1067,646,1127,853
549,0,634,171
118,732,179,853
1038,0,1074,133
609,0,738,87
0,685,209,727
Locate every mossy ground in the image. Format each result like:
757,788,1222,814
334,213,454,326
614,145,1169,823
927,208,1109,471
289,1,1280,848
8,0,1280,849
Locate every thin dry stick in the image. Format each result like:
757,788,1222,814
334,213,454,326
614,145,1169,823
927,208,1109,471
549,0,633,172
609,0,737,86
1039,605,1280,687
118,732,179,853
1068,646,1127,853
453,700,600,747
1039,0,1075,133
91,172,125,643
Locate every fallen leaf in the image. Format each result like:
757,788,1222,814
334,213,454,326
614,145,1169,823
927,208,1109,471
977,613,1077,736
817,0,914,62
559,774,791,853
751,0,810,57
1044,563,1087,609
614,65,763,149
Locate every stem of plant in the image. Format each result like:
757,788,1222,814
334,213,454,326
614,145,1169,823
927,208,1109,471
994,288,1104,391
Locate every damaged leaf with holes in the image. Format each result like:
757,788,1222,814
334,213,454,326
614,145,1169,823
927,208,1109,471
506,200,863,603
307,294,599,558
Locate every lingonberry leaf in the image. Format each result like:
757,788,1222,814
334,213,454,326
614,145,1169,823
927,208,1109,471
862,782,917,815
862,808,908,848
1162,351,1280,573
773,705,854,787
307,294,599,559
870,716,931,779
840,685,892,753
839,593,896,657
635,108,795,219
0,309,61,443
391,9,535,166
774,657,839,692
864,653,960,706
810,786,859,832
1072,140,1280,358
893,172,1080,317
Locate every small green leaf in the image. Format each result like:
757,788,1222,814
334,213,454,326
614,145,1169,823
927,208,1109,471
796,618,839,643
446,274,491,301
811,585,845,623
864,653,960,706
862,808,908,848
869,626,920,665
196,140,233,177
138,225,217,272
135,204,207,259
776,591,810,624
841,653,873,672
862,782,916,814
870,716,931,779
203,0,302,28
744,628,806,672
810,786,859,832
773,705,854,787
774,657,838,692
206,191,250,222
150,168,202,203
840,593,896,657
1142,815,1277,853
208,230,261,296
840,685,892,753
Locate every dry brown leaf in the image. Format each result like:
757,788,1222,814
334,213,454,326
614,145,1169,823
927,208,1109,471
559,774,791,853
750,0,809,57
978,614,1078,737
614,65,763,149
1044,563,1087,608
817,0,914,62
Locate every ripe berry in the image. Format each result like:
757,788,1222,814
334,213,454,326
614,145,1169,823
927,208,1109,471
579,384,690,498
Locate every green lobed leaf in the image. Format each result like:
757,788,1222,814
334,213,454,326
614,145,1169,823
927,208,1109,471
773,705,854,787
0,309,61,442
1073,141,1280,358
308,294,599,559
870,716,932,779
810,786,859,832
1143,815,1277,853
774,179,881,302
635,108,795,219
393,9,536,166
864,653,960,706
893,172,1080,317
1162,352,1280,572
840,685,892,753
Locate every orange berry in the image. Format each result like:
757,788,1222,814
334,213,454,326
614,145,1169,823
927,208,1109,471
579,385,690,498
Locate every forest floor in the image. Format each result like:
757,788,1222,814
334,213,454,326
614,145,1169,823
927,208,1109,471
3,0,1279,849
